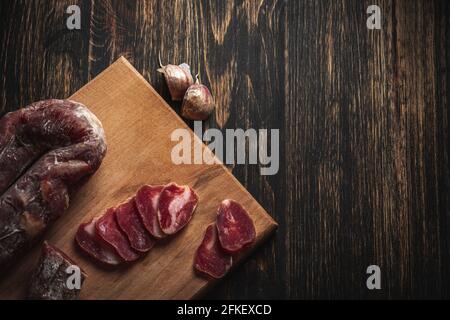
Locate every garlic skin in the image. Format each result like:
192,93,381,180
157,63,194,101
181,81,215,121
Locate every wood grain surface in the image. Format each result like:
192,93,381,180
0,57,277,299
0,0,449,299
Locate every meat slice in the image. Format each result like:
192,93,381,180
116,198,155,253
194,224,232,279
157,183,199,235
135,185,165,239
96,208,139,262
28,241,87,300
216,199,256,253
75,217,122,266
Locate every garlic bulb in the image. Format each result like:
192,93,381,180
181,76,215,121
157,56,194,101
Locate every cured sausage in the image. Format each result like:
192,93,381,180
116,198,155,253
28,241,87,300
216,200,256,253
96,208,139,262
194,224,232,279
0,99,107,271
157,183,198,235
75,217,122,266
135,185,165,239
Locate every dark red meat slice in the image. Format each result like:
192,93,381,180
216,199,256,253
135,185,165,239
0,99,107,271
157,183,198,235
116,198,155,253
96,208,139,262
75,217,122,266
28,241,87,300
194,224,232,279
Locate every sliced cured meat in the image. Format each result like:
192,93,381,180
135,185,165,239
116,198,155,253
157,183,198,235
216,199,256,253
96,208,139,262
28,241,87,300
75,217,122,266
0,99,107,271
194,224,232,279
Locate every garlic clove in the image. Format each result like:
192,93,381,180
158,62,194,101
181,81,215,121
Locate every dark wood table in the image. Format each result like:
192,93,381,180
0,0,449,299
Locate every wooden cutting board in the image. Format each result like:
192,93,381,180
0,57,278,300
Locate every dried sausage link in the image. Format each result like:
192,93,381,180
0,99,107,271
